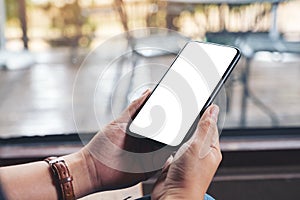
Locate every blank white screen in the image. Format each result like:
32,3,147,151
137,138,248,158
129,42,238,146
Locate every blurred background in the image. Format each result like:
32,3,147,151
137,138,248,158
1,0,300,199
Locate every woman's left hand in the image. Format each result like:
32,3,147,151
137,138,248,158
80,89,161,192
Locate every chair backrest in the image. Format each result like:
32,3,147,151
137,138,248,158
114,0,129,32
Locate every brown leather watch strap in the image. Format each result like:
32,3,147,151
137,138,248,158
45,157,75,200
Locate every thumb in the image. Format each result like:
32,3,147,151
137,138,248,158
162,155,174,173
116,89,151,123
200,104,219,124
190,105,220,157
197,104,219,137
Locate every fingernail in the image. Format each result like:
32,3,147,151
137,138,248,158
142,88,150,95
166,154,174,163
162,155,173,172
210,105,219,122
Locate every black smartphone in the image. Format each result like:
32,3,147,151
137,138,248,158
127,41,240,147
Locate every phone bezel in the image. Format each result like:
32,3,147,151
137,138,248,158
126,41,241,147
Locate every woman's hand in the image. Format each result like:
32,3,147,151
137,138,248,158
78,89,160,193
0,92,221,200
152,105,222,200
0,89,163,200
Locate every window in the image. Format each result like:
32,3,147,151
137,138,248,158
1,0,300,146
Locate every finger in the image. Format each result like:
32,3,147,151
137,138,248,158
116,89,151,123
209,140,223,164
169,105,220,162
201,104,219,123
191,105,220,158
197,104,219,139
127,89,151,117
142,89,150,95
162,155,174,173
188,105,218,143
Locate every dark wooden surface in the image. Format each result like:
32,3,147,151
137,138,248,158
1,127,300,199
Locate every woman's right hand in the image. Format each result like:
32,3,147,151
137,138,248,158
152,105,222,200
